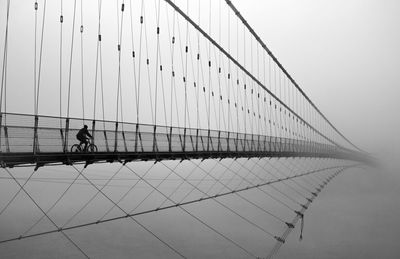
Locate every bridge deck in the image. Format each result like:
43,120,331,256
0,113,357,168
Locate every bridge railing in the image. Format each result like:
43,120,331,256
0,112,349,165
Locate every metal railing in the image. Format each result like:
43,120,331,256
0,112,357,167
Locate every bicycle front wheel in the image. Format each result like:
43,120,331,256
87,144,98,153
71,144,81,153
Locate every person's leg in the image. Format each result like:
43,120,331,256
77,136,85,150
84,138,89,151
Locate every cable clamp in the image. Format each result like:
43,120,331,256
295,210,304,217
285,222,294,228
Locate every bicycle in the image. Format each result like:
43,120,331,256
70,138,98,153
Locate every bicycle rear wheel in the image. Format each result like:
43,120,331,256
71,144,81,153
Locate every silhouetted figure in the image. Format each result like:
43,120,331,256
76,125,93,151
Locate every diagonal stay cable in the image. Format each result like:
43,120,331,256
251,159,311,204
216,158,296,213
212,158,253,195
126,161,183,214
218,158,297,213
295,158,334,189
256,159,315,205
22,166,84,235
98,162,156,221
124,163,257,258
0,169,38,217
219,158,260,194
0,165,350,245
251,160,313,206
177,159,236,204
266,159,310,199
222,158,301,209
1,168,89,258
266,167,349,259
192,159,289,224
297,158,333,189
270,158,314,194
158,160,218,208
69,165,186,258
276,159,317,194
160,161,279,237
61,164,125,228
286,158,320,189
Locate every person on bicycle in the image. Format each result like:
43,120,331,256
76,125,93,151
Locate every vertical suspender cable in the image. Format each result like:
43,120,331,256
0,0,11,152
196,0,200,131
65,0,77,153
154,0,160,127
208,0,211,133
153,0,161,151
67,0,77,119
183,0,189,150
93,0,103,121
33,1,38,116
59,0,63,124
35,0,47,116
80,0,85,122
0,0,11,116
128,0,138,123
137,0,144,125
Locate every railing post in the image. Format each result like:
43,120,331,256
235,132,239,153
0,113,2,152
207,129,210,152
227,131,230,152
251,134,254,153
168,126,172,152
195,128,199,153
278,136,282,153
217,130,221,152
114,122,118,152
60,128,65,153
152,125,157,153
135,123,139,153
104,129,109,152
4,126,10,153
91,120,96,146
0,113,9,153
183,127,186,153
33,115,39,154
243,134,246,152
64,117,69,153
122,130,128,152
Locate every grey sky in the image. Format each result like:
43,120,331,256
234,0,400,158
233,1,400,257
0,0,399,258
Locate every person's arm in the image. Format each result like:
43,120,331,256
85,129,93,138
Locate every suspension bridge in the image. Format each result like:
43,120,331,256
0,0,372,258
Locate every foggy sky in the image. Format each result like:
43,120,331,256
233,1,400,258
0,0,399,258
234,0,400,158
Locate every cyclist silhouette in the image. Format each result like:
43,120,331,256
76,125,93,151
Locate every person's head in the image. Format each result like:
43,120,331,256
84,125,88,129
